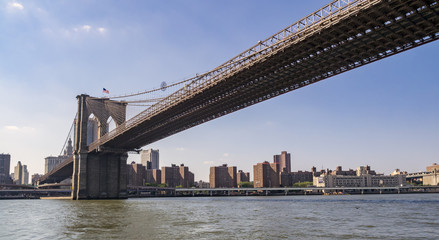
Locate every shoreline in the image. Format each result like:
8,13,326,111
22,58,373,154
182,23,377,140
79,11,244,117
1,185,438,200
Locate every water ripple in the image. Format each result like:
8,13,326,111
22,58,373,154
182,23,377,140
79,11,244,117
0,194,438,239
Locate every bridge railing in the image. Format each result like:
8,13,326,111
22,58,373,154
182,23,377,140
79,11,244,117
89,0,379,150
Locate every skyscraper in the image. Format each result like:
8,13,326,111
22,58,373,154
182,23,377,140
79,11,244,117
13,161,29,185
14,161,22,184
141,149,159,170
0,153,12,184
273,151,291,173
0,154,11,176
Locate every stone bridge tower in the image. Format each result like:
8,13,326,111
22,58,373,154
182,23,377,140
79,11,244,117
71,94,128,199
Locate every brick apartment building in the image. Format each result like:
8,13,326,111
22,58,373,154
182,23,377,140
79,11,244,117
161,164,194,188
237,170,250,183
254,151,314,187
210,164,236,188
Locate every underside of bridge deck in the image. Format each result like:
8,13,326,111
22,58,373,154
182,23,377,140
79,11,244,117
99,0,439,151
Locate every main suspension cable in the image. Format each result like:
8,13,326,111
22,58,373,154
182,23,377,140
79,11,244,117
107,73,205,100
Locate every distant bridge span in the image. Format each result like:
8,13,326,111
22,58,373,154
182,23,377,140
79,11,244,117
40,0,439,199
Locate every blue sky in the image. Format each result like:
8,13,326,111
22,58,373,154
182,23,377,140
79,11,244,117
0,0,438,182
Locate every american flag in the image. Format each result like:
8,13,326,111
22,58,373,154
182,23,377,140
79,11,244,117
103,88,109,94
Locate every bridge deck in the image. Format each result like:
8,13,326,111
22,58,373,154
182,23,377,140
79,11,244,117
90,0,439,151
38,156,73,184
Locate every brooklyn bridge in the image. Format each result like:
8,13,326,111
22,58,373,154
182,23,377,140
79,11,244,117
39,0,439,199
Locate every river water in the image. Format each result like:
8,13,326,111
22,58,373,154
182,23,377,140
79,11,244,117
0,194,438,239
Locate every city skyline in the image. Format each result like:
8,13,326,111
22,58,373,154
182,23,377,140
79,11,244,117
0,0,438,182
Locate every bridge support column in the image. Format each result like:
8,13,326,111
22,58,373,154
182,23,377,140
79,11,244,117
71,152,89,200
71,151,127,200
70,94,129,200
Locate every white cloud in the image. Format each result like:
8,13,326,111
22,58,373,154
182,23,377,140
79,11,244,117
5,125,19,131
203,161,214,165
68,25,107,37
3,125,36,133
82,25,92,32
176,147,185,151
223,153,229,157
73,25,92,33
8,2,24,11
98,27,106,34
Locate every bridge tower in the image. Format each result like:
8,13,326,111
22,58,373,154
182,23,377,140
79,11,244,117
71,94,128,199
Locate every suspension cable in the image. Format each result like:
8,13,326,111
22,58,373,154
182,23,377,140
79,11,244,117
123,97,164,104
107,73,204,100
59,113,77,156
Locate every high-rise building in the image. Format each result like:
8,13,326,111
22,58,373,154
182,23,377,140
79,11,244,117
0,153,13,184
22,165,28,185
282,170,314,186
273,151,291,173
31,174,43,186
13,161,29,185
179,164,194,188
45,156,64,174
254,151,313,187
44,138,73,174
127,162,146,186
126,162,162,186
237,170,250,184
161,164,180,187
14,161,22,184
161,164,194,188
146,169,162,185
253,161,280,188
209,164,237,188
141,149,159,170
0,153,10,176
